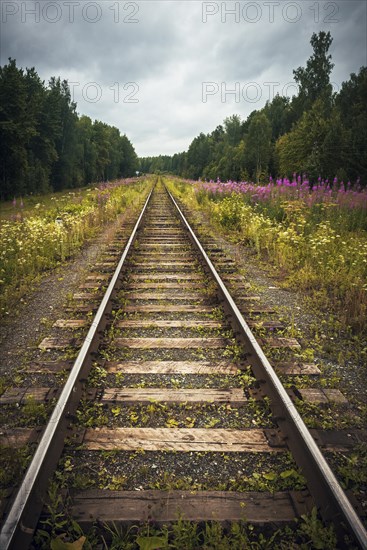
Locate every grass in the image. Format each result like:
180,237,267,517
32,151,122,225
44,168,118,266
0,445,33,497
33,487,339,550
0,177,153,317
166,177,367,333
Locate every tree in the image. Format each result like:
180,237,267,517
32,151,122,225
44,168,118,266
186,133,210,179
245,113,272,182
75,115,97,185
25,67,58,194
335,67,367,183
0,59,33,198
263,94,292,141
275,98,330,178
224,115,242,147
119,134,138,176
292,31,334,118
49,77,78,190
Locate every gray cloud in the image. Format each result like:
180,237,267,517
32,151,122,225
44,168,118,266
1,0,366,156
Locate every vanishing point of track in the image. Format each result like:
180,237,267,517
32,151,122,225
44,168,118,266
1,178,366,549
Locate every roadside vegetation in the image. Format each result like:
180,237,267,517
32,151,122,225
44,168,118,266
0,177,152,316
167,176,367,334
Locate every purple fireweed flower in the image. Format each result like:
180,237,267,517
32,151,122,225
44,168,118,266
193,173,366,212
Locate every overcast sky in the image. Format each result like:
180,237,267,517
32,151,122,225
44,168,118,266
1,0,366,156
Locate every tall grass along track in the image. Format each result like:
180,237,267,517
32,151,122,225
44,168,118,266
0,177,366,549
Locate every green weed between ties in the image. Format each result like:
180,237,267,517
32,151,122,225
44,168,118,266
34,507,339,549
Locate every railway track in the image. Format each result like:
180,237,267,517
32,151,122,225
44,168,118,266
0,178,366,548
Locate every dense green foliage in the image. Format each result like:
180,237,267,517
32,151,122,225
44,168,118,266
141,32,367,185
0,59,138,199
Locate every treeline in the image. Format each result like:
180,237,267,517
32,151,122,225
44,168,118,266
0,59,138,200
140,32,367,185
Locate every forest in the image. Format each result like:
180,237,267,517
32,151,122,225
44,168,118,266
0,59,138,200
140,32,367,186
1,32,366,199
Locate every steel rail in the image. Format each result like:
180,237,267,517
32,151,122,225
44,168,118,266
0,187,154,550
166,185,367,549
